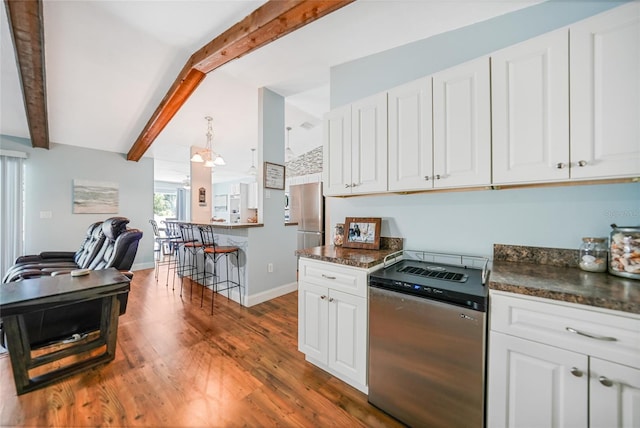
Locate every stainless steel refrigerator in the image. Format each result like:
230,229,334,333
289,182,324,250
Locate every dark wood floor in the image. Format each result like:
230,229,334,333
0,268,403,427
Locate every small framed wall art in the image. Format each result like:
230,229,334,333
343,217,382,250
264,162,285,190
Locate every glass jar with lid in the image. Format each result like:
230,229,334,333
578,237,608,272
609,224,640,279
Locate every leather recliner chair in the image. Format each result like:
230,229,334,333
2,217,142,283
1,217,143,348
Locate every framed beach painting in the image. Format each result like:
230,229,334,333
73,179,119,214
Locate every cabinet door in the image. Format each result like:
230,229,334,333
487,331,587,428
590,358,640,428
351,92,388,194
433,56,491,188
492,29,570,184
298,282,328,364
323,105,352,196
570,2,640,180
327,289,367,387
388,77,433,191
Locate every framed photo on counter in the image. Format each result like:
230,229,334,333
343,217,381,250
264,162,285,190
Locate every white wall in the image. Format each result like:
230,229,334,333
0,135,155,271
330,1,625,108
327,1,639,259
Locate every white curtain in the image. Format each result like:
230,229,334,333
0,151,26,279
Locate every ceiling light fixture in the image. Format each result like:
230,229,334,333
247,148,257,176
285,126,295,161
191,116,225,168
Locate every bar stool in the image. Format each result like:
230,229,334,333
163,220,184,289
198,224,242,314
149,219,172,284
177,223,204,300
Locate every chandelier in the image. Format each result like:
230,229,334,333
191,116,225,168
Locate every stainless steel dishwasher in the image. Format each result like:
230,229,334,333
368,251,489,427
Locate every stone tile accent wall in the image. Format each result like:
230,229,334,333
286,146,323,177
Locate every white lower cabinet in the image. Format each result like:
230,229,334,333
488,331,588,428
488,291,640,428
298,258,370,393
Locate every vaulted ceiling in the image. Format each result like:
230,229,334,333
1,0,541,183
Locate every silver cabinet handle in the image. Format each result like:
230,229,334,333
321,274,336,280
566,327,617,342
328,297,335,302
320,295,326,300
570,367,583,377
556,162,567,169
599,376,613,387
435,174,441,180
351,182,358,187
577,160,588,167
344,184,351,188
424,176,430,181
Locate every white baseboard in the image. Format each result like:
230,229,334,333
131,261,155,271
244,282,298,307
195,282,298,308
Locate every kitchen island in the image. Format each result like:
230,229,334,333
169,220,297,307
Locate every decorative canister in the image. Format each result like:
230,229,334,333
578,237,607,272
333,223,344,247
609,224,640,279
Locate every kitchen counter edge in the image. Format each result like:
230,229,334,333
490,245,640,315
296,239,403,270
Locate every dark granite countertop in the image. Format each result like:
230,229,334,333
491,244,640,314
173,221,263,229
296,237,403,269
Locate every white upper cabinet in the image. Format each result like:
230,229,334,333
388,77,433,191
323,105,352,196
323,93,387,196
433,56,491,188
350,92,388,195
388,57,490,192
570,2,640,180
491,29,570,185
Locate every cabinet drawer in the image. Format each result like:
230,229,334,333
490,291,640,369
298,258,368,298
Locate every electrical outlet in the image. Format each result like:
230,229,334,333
267,263,274,273
40,211,52,219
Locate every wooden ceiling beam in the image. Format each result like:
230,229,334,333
4,0,49,149
127,0,355,162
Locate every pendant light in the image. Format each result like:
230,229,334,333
247,148,257,176
285,126,295,161
191,116,225,167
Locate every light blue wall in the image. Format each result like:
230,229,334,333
331,0,626,108
245,88,297,299
327,1,640,259
327,183,640,258
0,135,155,271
